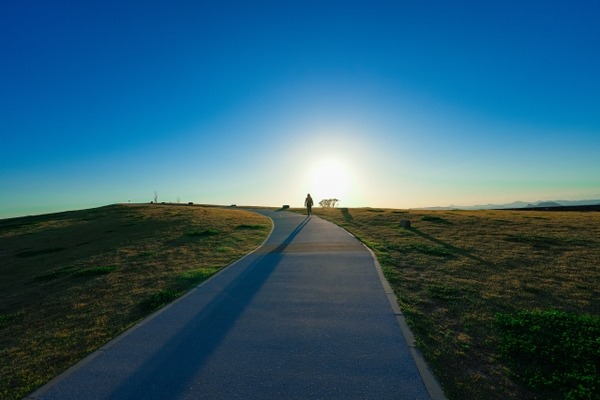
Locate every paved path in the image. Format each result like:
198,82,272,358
28,210,444,400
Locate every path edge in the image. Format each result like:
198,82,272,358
333,222,447,400
364,242,447,400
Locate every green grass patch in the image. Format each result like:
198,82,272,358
178,267,220,285
496,310,599,399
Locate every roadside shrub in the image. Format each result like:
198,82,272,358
496,310,599,399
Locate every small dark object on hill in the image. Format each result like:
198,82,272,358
400,219,412,228
282,205,290,209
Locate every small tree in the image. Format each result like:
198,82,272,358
319,199,340,208
153,191,158,203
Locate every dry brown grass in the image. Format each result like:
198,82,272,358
0,204,271,399
305,207,600,400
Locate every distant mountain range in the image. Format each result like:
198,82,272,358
417,199,600,211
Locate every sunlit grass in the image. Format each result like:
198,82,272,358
0,204,271,399
306,207,600,400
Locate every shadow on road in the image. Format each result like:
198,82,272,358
107,216,310,398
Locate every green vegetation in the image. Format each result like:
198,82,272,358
306,207,600,400
178,267,221,285
0,204,271,399
496,310,599,400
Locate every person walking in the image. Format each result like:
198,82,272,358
305,193,314,216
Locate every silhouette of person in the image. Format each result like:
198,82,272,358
305,193,314,216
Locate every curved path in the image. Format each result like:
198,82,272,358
28,210,444,400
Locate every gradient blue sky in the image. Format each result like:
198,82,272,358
2,1,599,218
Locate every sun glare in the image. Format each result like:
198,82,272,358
308,158,351,204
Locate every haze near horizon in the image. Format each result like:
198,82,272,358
1,1,599,219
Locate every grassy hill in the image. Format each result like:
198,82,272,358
0,204,271,399
1,204,598,399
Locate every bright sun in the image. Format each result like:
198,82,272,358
308,158,351,203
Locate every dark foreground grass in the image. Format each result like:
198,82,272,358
496,310,599,399
305,207,599,400
0,204,271,399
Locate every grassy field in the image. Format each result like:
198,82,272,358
0,204,271,399
304,207,599,400
2,205,598,399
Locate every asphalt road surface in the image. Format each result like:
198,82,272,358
28,210,442,400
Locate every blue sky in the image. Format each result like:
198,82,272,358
1,1,599,218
